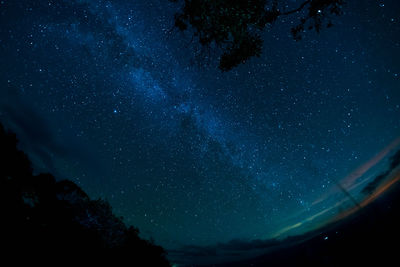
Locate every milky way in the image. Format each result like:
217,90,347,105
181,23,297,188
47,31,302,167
0,0,399,249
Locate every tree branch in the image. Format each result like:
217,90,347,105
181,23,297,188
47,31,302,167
281,0,311,16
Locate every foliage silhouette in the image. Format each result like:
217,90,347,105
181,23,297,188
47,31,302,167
170,0,344,71
0,122,171,266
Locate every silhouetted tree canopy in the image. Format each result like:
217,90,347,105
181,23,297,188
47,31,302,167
170,0,345,71
0,122,171,266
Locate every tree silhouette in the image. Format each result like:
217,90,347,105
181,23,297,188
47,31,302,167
0,122,171,266
170,0,344,71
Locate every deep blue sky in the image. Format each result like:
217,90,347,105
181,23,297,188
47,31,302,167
0,0,399,250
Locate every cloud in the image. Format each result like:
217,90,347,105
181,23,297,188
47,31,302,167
0,86,107,178
361,149,400,195
361,171,390,195
0,87,62,172
389,149,400,170
340,137,400,188
311,137,400,207
170,238,282,265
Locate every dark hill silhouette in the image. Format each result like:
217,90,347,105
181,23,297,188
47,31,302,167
0,122,171,266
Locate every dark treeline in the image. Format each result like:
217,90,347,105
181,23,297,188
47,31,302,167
0,122,170,266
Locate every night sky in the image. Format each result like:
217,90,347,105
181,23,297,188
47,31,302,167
1,0,399,251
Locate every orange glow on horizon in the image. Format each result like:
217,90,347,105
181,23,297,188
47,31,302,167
332,169,400,223
340,137,400,188
311,137,400,207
